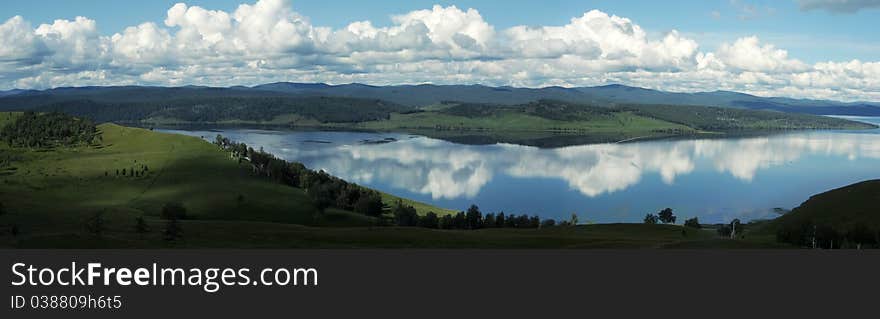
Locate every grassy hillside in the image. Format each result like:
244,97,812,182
759,180,880,234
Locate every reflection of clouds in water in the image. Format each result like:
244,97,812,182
694,133,880,182
326,141,495,199
199,129,880,200
504,143,693,197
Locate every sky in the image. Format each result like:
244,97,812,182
1,0,879,101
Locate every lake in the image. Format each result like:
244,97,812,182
159,116,880,224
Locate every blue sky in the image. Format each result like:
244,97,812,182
1,0,879,101
4,0,878,62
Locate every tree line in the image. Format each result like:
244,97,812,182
1,111,99,148
392,203,574,230
32,96,410,124
214,135,385,217
776,221,878,249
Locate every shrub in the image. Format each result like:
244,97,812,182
684,217,701,229
161,202,188,220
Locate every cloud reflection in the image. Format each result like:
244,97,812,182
303,132,880,199
186,129,880,200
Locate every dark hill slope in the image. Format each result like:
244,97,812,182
772,180,880,229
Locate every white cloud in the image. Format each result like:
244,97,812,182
34,16,105,70
715,36,807,72
0,16,47,65
110,22,172,66
0,0,879,102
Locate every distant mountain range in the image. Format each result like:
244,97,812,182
2,83,879,116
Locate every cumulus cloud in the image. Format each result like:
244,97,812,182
0,16,48,65
714,36,807,73
0,0,879,102
798,0,880,13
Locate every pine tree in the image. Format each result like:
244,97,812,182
164,218,183,241
85,211,106,238
134,216,150,238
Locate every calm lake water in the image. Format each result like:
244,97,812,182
160,116,880,223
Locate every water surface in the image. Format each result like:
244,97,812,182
160,116,880,223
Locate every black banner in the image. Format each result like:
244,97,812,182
2,250,878,318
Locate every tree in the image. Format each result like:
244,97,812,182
504,213,517,228
684,217,701,229
529,216,541,228
452,212,467,229
729,219,742,239
465,205,483,229
719,219,743,239
161,202,188,220
541,219,556,228
420,212,439,229
717,224,732,238
483,213,495,228
569,213,579,226
495,212,506,228
134,216,150,237
393,202,419,227
657,208,676,224
847,223,876,249
164,218,183,242
439,214,454,230
85,211,106,238
815,225,840,249
308,182,334,213
354,193,383,217
644,214,658,224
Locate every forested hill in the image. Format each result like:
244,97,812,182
24,96,411,124
1,111,99,148
2,83,879,116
